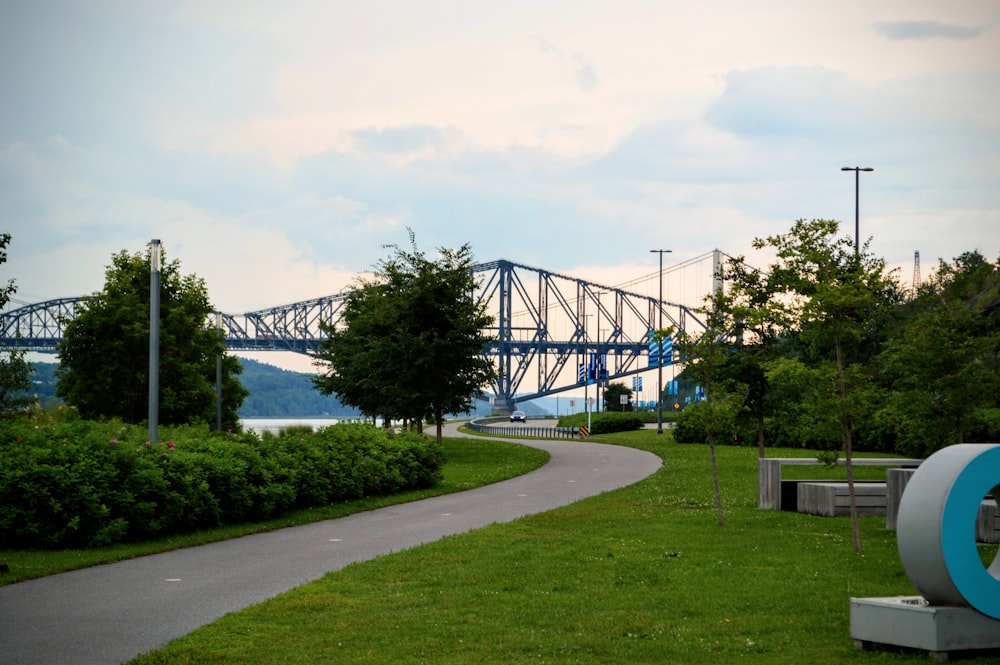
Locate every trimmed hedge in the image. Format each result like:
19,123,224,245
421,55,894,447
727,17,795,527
556,412,645,434
0,417,443,549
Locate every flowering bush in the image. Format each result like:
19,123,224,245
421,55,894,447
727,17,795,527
0,418,442,549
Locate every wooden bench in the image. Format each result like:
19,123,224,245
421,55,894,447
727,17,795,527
885,468,914,530
797,481,888,517
977,498,1000,544
881,468,1000,542
758,457,923,511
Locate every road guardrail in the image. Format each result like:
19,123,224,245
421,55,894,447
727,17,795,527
467,416,581,439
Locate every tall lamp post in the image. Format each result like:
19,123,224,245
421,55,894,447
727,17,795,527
649,249,672,434
215,311,223,431
595,290,606,413
148,239,161,444
583,314,592,432
841,166,873,254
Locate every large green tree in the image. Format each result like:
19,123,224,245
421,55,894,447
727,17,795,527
313,234,497,444
716,254,794,457
0,233,34,416
602,382,633,412
56,244,247,428
755,219,901,552
877,251,1000,454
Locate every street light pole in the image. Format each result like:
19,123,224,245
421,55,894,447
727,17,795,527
649,249,672,435
595,290,606,413
215,311,223,431
148,239,161,444
841,166,873,254
583,314,592,433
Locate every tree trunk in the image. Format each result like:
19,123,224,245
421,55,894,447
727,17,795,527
757,415,766,459
834,332,861,554
706,376,725,526
710,432,725,526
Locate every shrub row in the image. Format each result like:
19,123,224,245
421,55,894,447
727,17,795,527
556,412,645,434
672,400,1000,454
0,417,443,549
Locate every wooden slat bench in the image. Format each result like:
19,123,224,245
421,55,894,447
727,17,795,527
886,468,1000,542
977,498,1000,544
797,481,888,517
758,457,923,511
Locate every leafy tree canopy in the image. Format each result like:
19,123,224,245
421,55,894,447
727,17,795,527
877,250,1000,453
673,222,999,466
0,233,34,417
602,382,633,412
313,232,498,444
56,244,247,429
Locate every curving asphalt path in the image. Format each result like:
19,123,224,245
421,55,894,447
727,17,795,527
0,422,661,665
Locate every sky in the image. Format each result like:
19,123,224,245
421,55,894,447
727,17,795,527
3,1,999,358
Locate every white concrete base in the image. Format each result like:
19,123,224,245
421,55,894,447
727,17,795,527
851,596,1000,662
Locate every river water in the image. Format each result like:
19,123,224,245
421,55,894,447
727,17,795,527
239,417,363,435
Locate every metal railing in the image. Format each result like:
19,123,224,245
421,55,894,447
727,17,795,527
466,416,581,439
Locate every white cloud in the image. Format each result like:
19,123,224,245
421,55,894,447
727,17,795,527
572,53,599,92
1,0,997,372
874,19,987,41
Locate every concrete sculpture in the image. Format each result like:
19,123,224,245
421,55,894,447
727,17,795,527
851,443,1000,661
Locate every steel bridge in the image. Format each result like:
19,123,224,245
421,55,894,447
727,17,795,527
1,254,722,407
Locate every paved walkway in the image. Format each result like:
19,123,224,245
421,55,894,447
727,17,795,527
0,423,661,665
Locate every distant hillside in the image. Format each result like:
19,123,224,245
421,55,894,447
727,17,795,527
27,360,59,407
27,358,362,418
236,358,362,417
26,358,530,419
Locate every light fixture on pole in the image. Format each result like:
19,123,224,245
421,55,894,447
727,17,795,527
595,290,606,413
148,239,161,444
649,249,672,435
583,313,592,433
215,311,223,431
841,166,873,254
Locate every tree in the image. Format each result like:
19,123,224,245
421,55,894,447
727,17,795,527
672,285,741,527
0,347,34,417
312,278,403,425
717,254,795,457
754,219,901,553
877,251,1000,454
602,382,633,411
0,233,35,417
313,233,498,444
0,233,34,418
56,244,247,429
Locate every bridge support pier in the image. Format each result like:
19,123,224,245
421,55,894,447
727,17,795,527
492,397,516,415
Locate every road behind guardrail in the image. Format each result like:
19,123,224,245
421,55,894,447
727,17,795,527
466,416,581,439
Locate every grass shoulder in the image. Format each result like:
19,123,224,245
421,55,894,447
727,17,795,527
125,432,1000,664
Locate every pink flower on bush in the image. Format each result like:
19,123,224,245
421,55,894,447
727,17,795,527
166,441,176,449
110,439,118,445
145,441,151,447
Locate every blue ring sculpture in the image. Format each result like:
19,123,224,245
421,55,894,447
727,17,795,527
896,444,1000,619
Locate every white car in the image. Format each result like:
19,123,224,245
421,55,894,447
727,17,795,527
510,410,527,423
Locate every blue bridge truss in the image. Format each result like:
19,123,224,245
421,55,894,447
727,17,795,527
1,258,711,406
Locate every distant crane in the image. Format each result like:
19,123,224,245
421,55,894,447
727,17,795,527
912,250,921,295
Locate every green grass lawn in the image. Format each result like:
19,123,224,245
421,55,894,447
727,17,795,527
123,433,999,664
0,436,549,585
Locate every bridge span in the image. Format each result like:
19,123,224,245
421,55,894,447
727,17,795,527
1,254,724,407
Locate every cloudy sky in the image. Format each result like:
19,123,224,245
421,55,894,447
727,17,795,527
3,0,999,320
